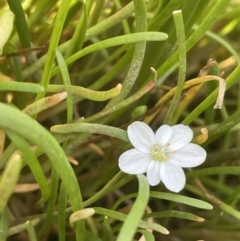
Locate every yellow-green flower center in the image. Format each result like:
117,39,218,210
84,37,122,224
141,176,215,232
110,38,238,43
150,144,168,162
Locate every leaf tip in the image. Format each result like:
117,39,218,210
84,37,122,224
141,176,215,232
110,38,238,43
116,83,122,93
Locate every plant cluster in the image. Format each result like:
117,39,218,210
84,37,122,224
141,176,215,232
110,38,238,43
0,0,240,241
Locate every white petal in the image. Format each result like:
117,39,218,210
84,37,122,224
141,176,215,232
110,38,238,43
155,125,172,147
127,121,155,153
167,124,193,151
118,148,151,174
146,161,161,186
169,143,206,168
160,162,186,192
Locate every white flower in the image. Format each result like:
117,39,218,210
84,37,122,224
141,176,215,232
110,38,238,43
118,121,207,192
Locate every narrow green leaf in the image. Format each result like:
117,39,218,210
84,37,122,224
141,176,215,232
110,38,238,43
35,0,72,101
164,10,186,124
156,0,232,82
26,221,37,241
58,183,67,241
8,219,40,236
85,230,103,241
85,81,155,123
83,172,125,208
38,168,58,238
187,167,240,177
105,0,147,108
151,191,213,210
182,64,240,125
103,216,113,240
144,210,204,222
22,2,135,79
117,175,151,241
64,0,88,58
0,103,85,240
51,123,129,142
218,201,240,220
6,130,50,203
0,152,22,212
23,92,68,116
55,50,73,123
93,207,169,235
194,26,240,64
112,192,213,210
113,0,131,34
0,10,14,54
0,207,9,241
47,83,122,101
0,82,44,93
51,32,168,77
7,0,31,48
148,0,185,31
204,108,240,144
137,229,155,241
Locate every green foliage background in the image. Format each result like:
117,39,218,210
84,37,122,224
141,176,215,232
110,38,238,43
0,0,240,240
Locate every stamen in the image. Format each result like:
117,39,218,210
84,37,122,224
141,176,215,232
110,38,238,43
150,144,168,161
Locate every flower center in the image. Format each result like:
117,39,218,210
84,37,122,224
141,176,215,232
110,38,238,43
150,144,168,162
